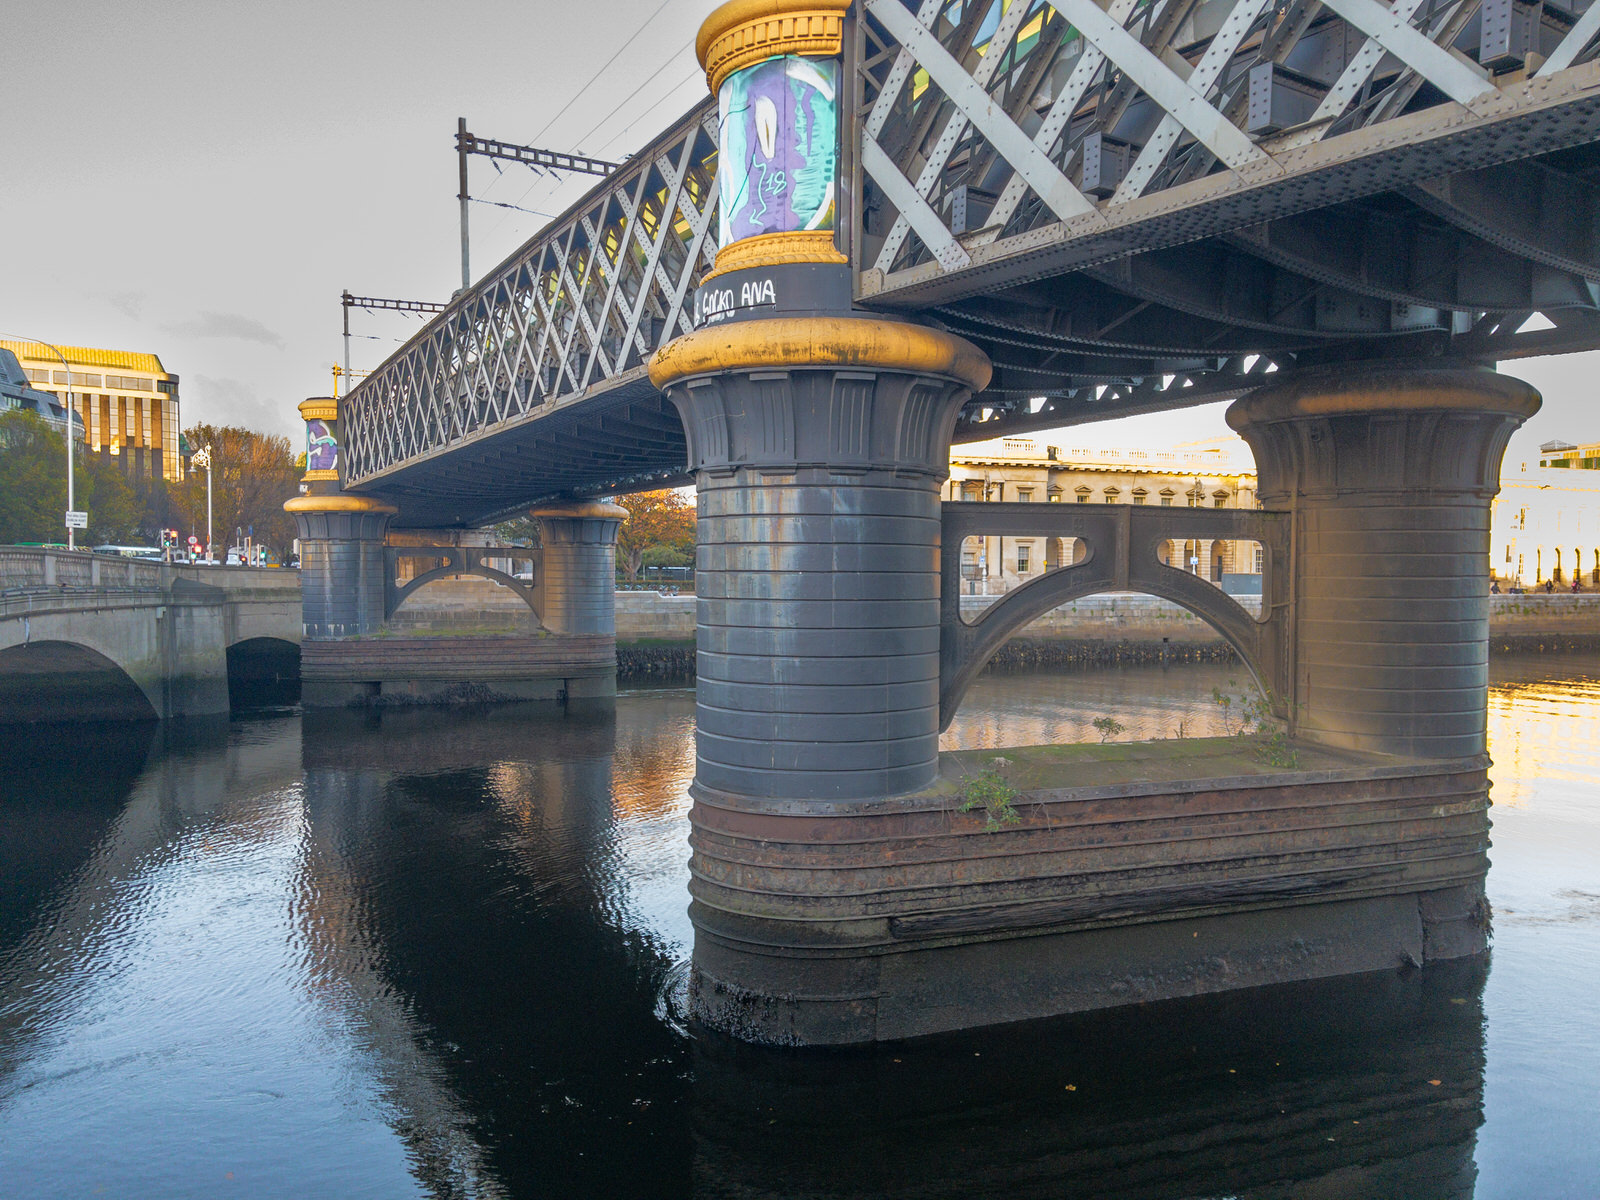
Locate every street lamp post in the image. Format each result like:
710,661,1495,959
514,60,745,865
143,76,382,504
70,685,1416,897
2,334,80,548
191,444,214,563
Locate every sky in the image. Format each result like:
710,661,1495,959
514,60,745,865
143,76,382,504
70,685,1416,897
2,0,1594,470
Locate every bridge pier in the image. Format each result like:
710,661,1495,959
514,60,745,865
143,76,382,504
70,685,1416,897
533,500,627,704
285,495,398,640
1227,365,1541,759
652,315,992,1042
653,332,1538,1042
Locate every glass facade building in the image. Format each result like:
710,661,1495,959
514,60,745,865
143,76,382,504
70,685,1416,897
0,342,182,483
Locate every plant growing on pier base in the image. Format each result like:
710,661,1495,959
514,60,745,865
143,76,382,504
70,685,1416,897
1213,678,1298,768
958,758,1020,831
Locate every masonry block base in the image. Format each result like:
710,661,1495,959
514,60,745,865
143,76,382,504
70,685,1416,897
686,740,1490,1045
300,634,615,708
691,888,1486,1045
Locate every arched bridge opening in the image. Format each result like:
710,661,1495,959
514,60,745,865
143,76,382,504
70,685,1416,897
0,640,159,725
940,503,1290,734
226,637,301,711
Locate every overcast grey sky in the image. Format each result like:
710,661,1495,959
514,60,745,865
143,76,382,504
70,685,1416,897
2,0,1593,466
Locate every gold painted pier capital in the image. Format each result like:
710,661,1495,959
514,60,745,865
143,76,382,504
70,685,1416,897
1228,365,1541,429
700,230,846,283
530,500,631,522
648,316,992,392
696,0,850,93
283,494,399,515
297,397,339,422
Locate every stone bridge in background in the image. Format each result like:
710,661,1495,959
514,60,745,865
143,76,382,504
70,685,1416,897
0,548,301,722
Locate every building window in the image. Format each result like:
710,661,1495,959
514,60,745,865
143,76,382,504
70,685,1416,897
1017,489,1032,502
1132,489,1147,505
1254,545,1264,573
1214,496,1227,508
1017,545,1031,573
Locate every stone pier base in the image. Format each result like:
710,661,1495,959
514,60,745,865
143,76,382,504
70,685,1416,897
300,634,615,708
687,739,1489,1044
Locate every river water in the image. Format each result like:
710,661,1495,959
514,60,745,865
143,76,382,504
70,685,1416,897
1,656,1597,1199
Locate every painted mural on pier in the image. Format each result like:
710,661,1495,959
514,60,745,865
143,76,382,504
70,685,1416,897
716,55,837,247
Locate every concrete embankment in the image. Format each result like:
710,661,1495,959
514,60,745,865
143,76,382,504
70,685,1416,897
389,579,1600,681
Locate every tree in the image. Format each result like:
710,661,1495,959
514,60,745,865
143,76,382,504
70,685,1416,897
493,515,542,547
0,411,62,543
0,411,138,545
170,424,300,560
640,543,691,569
614,489,695,580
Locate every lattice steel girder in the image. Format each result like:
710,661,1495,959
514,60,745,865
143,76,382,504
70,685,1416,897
342,101,716,492
1081,240,1460,338
1406,158,1600,278
862,55,1600,307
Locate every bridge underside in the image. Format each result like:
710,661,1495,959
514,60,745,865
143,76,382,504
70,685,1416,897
371,377,689,528
930,139,1600,444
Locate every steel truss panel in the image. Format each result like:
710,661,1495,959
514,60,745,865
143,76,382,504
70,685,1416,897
342,102,719,494
858,0,1600,304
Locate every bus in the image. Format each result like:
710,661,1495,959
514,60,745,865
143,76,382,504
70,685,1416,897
92,545,165,561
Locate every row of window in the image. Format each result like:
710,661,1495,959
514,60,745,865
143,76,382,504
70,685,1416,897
957,484,1237,506
26,368,162,393
963,540,1266,577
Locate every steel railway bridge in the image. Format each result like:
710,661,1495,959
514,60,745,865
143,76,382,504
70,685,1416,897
282,0,1600,1043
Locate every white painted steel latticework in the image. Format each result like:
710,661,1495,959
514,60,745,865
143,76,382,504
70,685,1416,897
856,0,1600,287
342,105,719,496
851,0,1600,440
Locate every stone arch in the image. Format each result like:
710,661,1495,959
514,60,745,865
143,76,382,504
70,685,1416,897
940,544,1276,733
225,636,301,708
0,639,159,723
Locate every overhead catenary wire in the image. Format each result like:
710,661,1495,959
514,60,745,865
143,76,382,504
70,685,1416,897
482,38,699,242
526,0,680,144
470,196,557,218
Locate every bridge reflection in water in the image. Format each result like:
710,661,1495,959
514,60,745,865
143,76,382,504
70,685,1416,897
6,663,1600,1196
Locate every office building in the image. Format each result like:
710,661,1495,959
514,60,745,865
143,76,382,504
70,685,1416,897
0,341,181,483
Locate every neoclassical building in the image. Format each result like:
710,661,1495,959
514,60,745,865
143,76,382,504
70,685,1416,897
1493,443,1600,588
947,436,1262,594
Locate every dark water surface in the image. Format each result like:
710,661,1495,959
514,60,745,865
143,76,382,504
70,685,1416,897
2,658,1597,1198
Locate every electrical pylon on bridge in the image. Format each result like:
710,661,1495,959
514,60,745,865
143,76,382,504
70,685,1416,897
649,0,1538,1045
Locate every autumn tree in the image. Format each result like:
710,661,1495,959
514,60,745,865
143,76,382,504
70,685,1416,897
614,489,695,580
171,424,300,560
